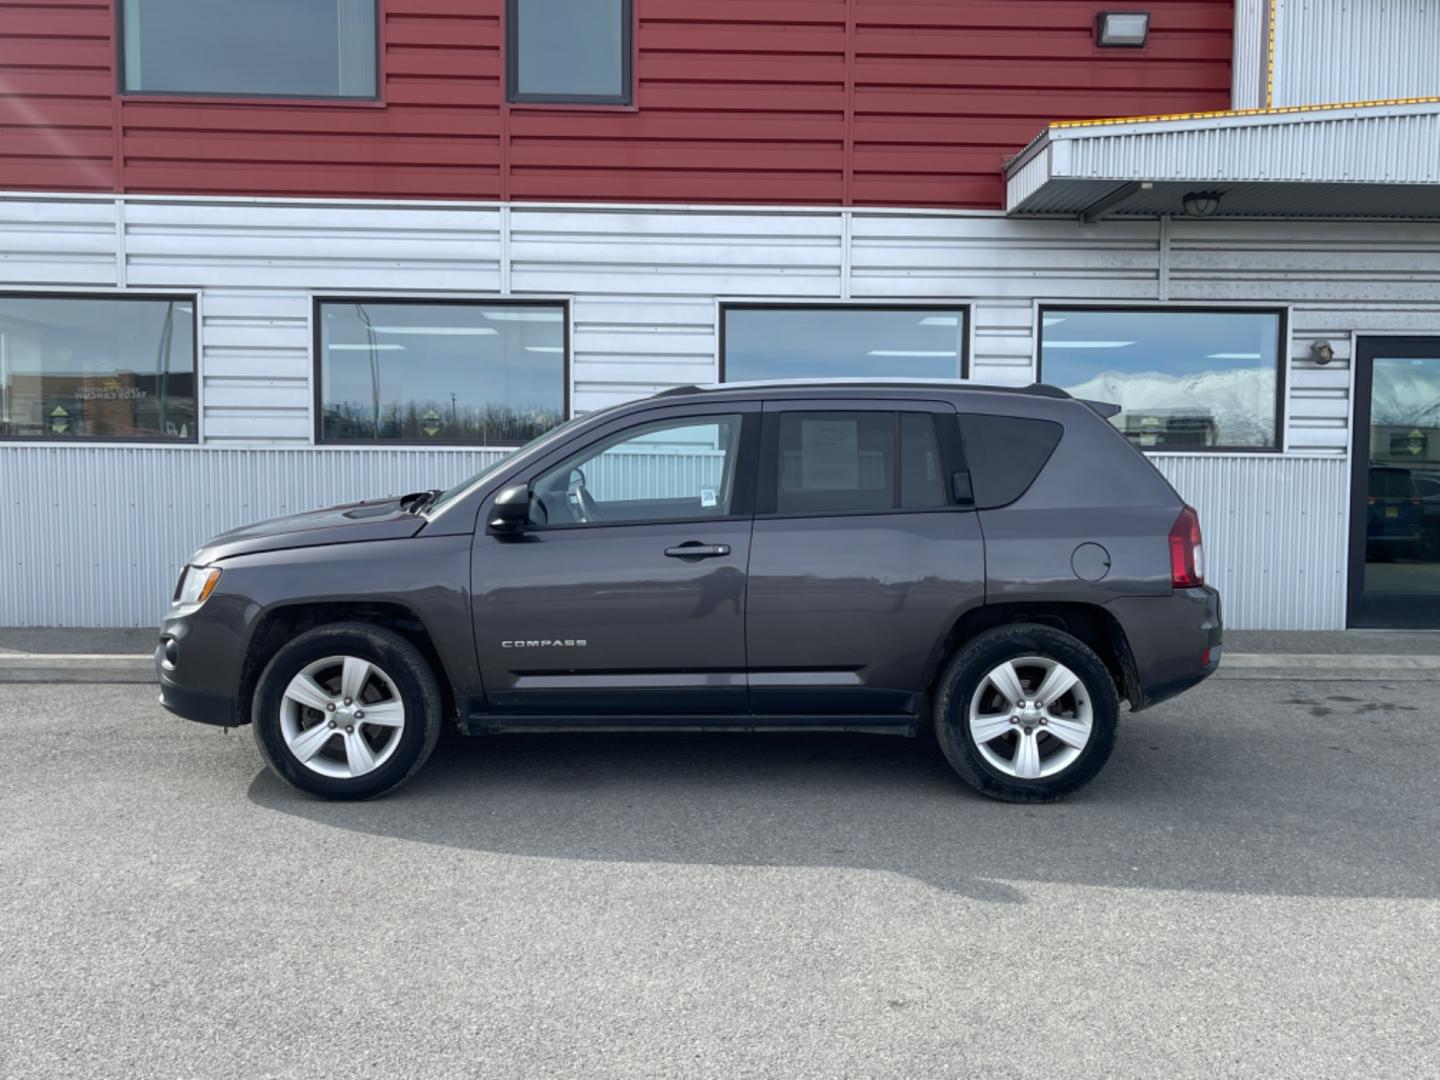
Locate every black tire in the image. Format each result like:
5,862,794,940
251,622,444,800
933,623,1119,803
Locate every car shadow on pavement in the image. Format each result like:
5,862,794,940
245,690,1440,902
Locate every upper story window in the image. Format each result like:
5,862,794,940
317,300,567,446
1038,307,1286,452
507,0,633,105
722,306,970,382
120,0,378,99
0,294,196,442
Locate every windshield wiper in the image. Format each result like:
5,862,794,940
399,489,443,514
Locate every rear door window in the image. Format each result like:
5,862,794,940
766,410,952,516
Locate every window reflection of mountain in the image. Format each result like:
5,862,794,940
1062,366,1275,448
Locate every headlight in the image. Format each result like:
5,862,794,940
175,565,222,606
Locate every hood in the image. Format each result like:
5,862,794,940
193,495,430,563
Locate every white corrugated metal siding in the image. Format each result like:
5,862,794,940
1057,106,1440,186
1152,455,1349,630
1,446,506,627
0,444,1350,630
1232,0,1270,111
3,192,1440,627
1273,0,1440,108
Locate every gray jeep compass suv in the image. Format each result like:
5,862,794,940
157,380,1221,802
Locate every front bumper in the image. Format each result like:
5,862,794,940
155,625,240,727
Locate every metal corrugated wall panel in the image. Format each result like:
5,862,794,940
1,446,1350,630
1060,107,1440,186
1231,0,1268,110
1152,455,1349,631
1274,0,1440,108
0,447,505,627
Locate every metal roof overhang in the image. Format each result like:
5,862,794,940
1005,101,1440,220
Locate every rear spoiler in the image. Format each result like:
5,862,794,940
1021,384,1120,420
1081,399,1121,420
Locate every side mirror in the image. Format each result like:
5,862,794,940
951,471,975,507
487,483,531,536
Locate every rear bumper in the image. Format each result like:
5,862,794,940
1109,585,1222,712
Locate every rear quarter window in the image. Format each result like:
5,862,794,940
957,413,1063,509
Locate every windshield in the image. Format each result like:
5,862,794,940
425,412,596,516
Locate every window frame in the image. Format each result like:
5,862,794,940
719,302,972,383
0,289,200,445
756,400,967,520
312,295,571,448
116,0,382,103
1035,303,1289,455
505,0,635,107
524,410,758,531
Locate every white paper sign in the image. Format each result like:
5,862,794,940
800,419,860,490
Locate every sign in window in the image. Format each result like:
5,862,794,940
0,295,196,441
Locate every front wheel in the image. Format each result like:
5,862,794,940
251,622,444,800
934,624,1119,802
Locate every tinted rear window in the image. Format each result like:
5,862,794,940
958,413,1063,509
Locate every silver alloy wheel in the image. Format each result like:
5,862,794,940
967,655,1093,780
278,655,406,779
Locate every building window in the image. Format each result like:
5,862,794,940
722,306,969,383
1038,307,1286,451
316,300,567,446
0,295,196,442
120,0,378,99
507,0,633,105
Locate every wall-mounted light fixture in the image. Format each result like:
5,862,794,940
1182,191,1223,217
1096,11,1150,47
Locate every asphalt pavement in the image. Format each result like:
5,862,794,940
2,675,1439,1079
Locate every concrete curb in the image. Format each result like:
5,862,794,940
0,653,154,684
1,650,1437,685
1213,653,1440,680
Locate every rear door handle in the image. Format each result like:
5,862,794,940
664,542,731,559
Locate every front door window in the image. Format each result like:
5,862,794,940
529,414,744,528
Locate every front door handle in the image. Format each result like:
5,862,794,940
664,542,731,559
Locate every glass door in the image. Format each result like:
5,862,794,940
1348,338,1440,627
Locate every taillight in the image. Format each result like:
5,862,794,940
1169,506,1205,588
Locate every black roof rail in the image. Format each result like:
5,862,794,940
648,380,1092,404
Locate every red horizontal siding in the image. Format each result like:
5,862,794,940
850,0,1233,207
0,0,1233,208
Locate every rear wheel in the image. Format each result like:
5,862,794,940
934,624,1119,802
251,622,444,800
